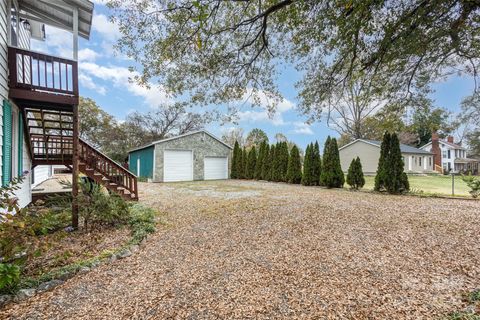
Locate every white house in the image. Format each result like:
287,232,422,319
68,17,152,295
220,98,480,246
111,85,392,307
420,133,479,174
1,0,93,207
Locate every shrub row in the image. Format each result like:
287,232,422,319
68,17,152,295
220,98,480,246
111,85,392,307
231,136,352,189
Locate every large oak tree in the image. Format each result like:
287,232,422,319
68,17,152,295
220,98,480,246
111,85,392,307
108,0,480,117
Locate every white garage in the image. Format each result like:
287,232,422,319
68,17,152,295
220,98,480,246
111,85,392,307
204,157,228,180
163,150,193,182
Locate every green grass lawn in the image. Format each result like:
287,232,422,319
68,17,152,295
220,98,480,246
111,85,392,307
363,174,472,197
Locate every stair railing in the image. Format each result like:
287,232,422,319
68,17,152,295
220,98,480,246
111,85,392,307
78,138,138,200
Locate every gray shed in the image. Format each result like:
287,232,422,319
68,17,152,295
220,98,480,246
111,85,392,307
128,130,232,182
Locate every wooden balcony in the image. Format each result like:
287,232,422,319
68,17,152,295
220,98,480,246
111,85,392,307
8,46,79,109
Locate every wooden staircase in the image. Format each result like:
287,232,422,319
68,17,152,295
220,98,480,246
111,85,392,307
78,139,138,201
25,107,138,201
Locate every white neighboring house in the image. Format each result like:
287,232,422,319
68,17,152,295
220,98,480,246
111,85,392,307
420,134,479,174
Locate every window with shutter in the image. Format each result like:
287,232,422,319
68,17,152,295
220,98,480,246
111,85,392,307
2,100,12,187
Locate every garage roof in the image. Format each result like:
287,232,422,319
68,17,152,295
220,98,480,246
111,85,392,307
18,0,94,39
129,130,233,153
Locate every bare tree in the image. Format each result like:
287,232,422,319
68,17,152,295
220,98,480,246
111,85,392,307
123,103,211,148
221,128,244,147
325,77,384,140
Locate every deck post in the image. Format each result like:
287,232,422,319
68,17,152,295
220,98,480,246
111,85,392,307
72,103,79,229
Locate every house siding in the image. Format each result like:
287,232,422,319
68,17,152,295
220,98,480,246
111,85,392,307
0,0,8,185
339,141,380,173
32,165,53,188
340,140,434,174
153,132,231,182
129,146,154,179
0,3,33,207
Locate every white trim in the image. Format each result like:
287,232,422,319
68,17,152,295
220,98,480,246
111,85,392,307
136,158,140,177
128,130,233,153
72,6,78,60
152,145,156,181
339,139,381,151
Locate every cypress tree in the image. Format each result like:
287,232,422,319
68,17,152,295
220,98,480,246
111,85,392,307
287,145,302,184
385,133,409,193
231,141,240,179
301,144,312,186
272,142,283,182
267,144,276,181
242,147,248,179
255,141,266,180
312,141,321,186
280,142,289,182
346,157,365,190
374,132,391,191
320,136,344,188
246,146,257,179
236,146,244,179
261,144,271,180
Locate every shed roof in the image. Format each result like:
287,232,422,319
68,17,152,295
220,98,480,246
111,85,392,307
129,130,233,153
18,0,94,39
340,139,432,155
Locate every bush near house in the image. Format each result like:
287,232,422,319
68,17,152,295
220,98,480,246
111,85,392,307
346,157,365,190
462,175,480,198
0,178,157,295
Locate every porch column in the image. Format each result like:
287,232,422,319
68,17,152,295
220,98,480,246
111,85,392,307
408,156,412,171
423,156,427,170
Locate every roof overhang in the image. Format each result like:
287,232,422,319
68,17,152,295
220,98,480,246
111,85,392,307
17,0,94,40
128,130,233,153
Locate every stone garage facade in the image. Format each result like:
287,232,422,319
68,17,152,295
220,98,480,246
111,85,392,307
128,130,232,182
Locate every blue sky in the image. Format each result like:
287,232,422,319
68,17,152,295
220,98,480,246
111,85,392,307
33,1,473,151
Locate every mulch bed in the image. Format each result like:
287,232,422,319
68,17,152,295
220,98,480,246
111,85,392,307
22,226,130,279
2,180,479,319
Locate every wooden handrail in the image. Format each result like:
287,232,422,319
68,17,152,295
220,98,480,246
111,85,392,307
78,138,138,200
8,46,78,96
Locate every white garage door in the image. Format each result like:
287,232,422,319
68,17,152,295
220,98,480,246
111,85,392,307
164,150,193,182
204,157,228,180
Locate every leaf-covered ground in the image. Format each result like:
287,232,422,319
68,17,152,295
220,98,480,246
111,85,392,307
2,180,479,319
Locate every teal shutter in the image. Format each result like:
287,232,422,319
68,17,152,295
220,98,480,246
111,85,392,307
2,100,12,186
18,112,23,176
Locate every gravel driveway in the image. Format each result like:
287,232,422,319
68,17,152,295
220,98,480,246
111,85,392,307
2,180,480,319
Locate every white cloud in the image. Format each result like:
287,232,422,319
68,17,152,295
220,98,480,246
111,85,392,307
78,48,100,62
92,14,121,42
79,62,172,105
237,89,295,126
292,122,314,135
79,74,106,95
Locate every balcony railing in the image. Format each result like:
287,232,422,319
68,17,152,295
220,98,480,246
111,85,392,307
8,46,79,106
